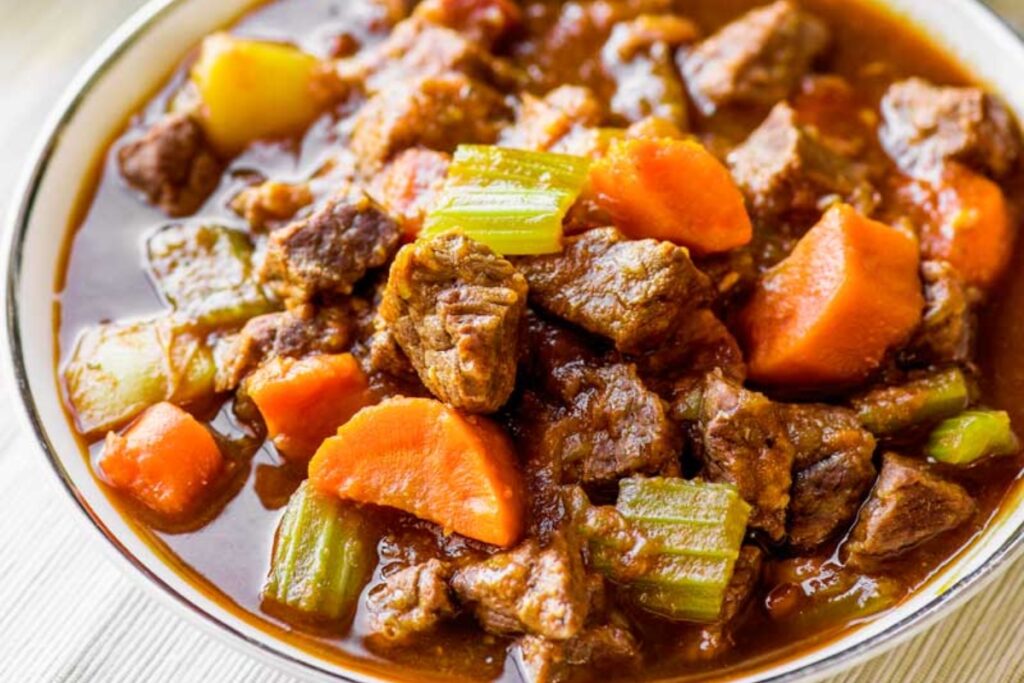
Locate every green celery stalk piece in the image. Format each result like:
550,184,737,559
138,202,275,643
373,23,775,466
785,575,900,632
263,482,377,623
627,585,727,622
925,410,1020,465
852,367,970,436
64,317,215,435
421,145,590,255
147,224,275,328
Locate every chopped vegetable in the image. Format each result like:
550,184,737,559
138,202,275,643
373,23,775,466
852,367,972,436
768,570,901,632
97,402,223,517
925,410,1020,465
309,397,525,547
147,224,274,327
247,353,373,462
64,318,216,435
923,163,1014,289
583,477,751,622
740,204,923,386
263,482,377,623
190,34,326,155
421,145,590,255
588,137,752,255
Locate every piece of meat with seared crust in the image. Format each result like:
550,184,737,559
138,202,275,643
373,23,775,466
728,102,877,218
515,227,712,353
260,192,400,307
879,77,1021,179
380,231,528,413
451,532,590,640
515,620,641,683
907,260,975,365
846,452,976,560
697,370,795,541
500,85,603,152
214,305,353,391
412,0,521,47
366,559,456,644
681,0,830,115
118,113,222,217
782,404,877,551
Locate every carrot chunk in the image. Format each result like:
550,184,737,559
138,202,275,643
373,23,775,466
309,397,524,547
588,137,753,254
740,204,923,386
97,402,223,517
923,162,1015,289
248,353,373,462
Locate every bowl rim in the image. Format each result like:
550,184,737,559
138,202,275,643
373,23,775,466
5,0,1024,681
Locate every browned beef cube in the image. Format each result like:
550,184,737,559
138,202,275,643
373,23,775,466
602,15,699,130
679,546,763,661
515,228,712,353
350,71,511,170
366,559,455,643
451,532,590,640
847,453,976,559
117,114,221,217
380,232,528,413
698,370,795,540
681,0,830,115
783,404,877,550
728,102,876,217
412,0,522,47
515,621,641,683
230,180,312,231
879,78,1021,179
500,85,603,151
260,193,400,306
214,305,353,391
909,260,975,364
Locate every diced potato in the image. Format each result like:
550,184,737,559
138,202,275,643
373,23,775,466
190,34,324,155
146,223,274,327
64,318,216,435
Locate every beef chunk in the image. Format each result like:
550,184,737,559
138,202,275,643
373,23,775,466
847,453,976,559
783,404,877,550
680,546,763,661
500,85,603,152
117,114,221,217
728,102,876,217
380,232,528,412
515,621,641,683
698,371,795,540
369,149,451,237
261,192,400,306
602,15,699,130
879,78,1021,179
909,260,975,364
681,0,830,115
412,0,521,47
350,71,511,170
231,180,313,231
451,532,590,640
366,559,456,643
214,305,353,391
515,227,712,353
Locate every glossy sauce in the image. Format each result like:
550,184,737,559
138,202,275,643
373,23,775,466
56,0,1024,680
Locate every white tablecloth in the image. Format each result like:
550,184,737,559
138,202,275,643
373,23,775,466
2,1,1023,681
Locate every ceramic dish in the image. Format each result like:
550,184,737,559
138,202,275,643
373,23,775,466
5,0,1024,681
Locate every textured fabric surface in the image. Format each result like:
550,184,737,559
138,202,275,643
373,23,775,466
2,1,1023,681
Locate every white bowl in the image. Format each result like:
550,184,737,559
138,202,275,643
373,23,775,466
5,0,1024,681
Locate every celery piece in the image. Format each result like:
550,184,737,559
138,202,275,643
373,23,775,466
64,317,216,435
925,410,1020,465
581,477,751,622
421,145,590,255
784,575,900,632
852,367,971,436
263,482,377,623
147,224,274,327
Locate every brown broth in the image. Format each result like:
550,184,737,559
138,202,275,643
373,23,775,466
54,0,1024,680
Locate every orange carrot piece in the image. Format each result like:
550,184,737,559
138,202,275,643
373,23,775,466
923,162,1015,289
370,149,451,241
309,397,524,547
248,353,373,462
588,137,753,254
97,402,223,517
740,204,923,386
